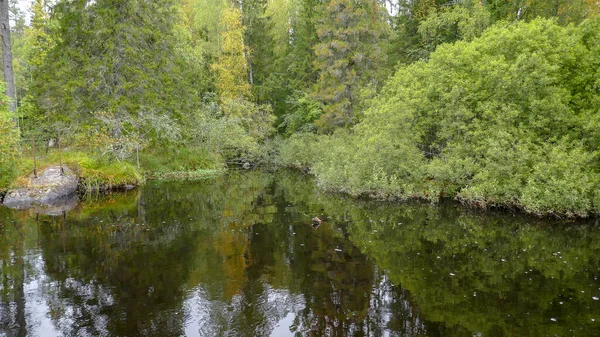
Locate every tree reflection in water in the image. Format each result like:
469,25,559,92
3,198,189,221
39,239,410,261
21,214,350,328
0,171,598,336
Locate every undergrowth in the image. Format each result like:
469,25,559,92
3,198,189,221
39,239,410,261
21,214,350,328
12,150,143,192
138,147,224,179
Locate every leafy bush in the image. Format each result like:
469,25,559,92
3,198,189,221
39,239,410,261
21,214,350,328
0,104,19,190
279,95,322,136
281,17,600,217
180,95,276,165
277,132,322,171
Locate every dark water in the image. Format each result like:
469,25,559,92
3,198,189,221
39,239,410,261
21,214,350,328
1,171,599,337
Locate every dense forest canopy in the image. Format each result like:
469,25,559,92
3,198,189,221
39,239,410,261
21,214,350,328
1,0,599,216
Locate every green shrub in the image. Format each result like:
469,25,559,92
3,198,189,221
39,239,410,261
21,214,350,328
520,142,598,217
0,99,19,190
280,18,600,217
277,133,321,171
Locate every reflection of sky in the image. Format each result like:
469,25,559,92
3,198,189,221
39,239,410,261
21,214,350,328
270,313,295,337
183,285,305,337
6,240,402,337
5,173,598,336
24,253,61,337
13,248,116,337
182,288,211,337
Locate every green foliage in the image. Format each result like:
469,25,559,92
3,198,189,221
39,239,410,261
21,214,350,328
138,147,223,178
283,18,600,217
265,0,320,120
20,0,208,157
6,0,600,217
277,132,321,171
208,4,276,163
519,142,598,217
387,0,598,68
486,0,599,24
311,0,389,132
417,1,491,56
0,95,19,190
242,0,275,103
386,0,447,66
12,150,143,192
278,95,322,135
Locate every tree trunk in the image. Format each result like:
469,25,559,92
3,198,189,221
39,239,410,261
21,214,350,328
0,0,16,113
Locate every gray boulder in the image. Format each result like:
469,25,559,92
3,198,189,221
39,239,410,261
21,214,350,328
3,165,79,209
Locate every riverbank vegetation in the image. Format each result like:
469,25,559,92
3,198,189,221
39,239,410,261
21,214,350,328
280,17,600,217
0,0,599,216
9,150,141,191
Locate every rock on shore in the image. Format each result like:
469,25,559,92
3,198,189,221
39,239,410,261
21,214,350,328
3,165,79,209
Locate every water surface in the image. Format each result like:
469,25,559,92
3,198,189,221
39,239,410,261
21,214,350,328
1,171,599,336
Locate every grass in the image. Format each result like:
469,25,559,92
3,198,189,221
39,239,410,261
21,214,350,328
12,150,143,193
138,147,225,179
149,168,226,180
4,146,226,196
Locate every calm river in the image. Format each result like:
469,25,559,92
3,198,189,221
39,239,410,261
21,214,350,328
1,171,599,336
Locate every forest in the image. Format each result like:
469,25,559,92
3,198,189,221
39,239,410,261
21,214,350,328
0,0,599,217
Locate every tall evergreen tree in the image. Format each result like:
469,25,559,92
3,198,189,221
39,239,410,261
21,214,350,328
386,0,446,67
19,0,55,137
31,0,190,156
264,0,320,123
241,0,274,103
311,0,388,133
288,0,319,88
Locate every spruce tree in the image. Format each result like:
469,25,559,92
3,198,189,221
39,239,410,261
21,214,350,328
264,0,320,123
311,0,388,133
241,0,274,103
33,0,189,156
